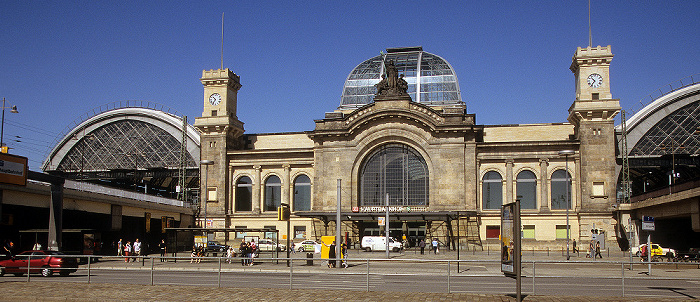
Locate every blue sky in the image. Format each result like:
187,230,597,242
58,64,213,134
1,1,698,171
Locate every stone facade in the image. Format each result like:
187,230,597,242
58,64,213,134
195,46,622,250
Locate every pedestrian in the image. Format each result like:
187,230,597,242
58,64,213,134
594,241,602,259
226,246,234,263
158,239,167,262
190,245,198,264
324,240,337,268
133,239,141,262
340,241,348,268
3,240,15,257
32,242,42,250
419,239,426,255
124,241,132,262
432,238,438,254
572,239,578,255
239,241,248,266
290,242,296,254
247,242,255,266
588,240,594,258
117,239,124,256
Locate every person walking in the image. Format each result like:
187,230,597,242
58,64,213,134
572,239,578,255
432,238,439,254
419,239,426,255
588,240,595,258
327,240,337,268
158,239,167,262
594,241,602,259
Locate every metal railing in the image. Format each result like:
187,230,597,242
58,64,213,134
4,254,700,298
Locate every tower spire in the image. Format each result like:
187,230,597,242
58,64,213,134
588,0,592,47
220,12,224,70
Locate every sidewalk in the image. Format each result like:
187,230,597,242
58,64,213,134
0,281,696,302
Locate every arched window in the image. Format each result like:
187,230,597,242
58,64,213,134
235,176,252,212
551,169,571,209
293,174,311,211
360,144,428,206
482,171,502,210
517,170,537,209
264,175,281,211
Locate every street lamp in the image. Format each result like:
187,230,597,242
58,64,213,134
1,98,19,152
558,150,575,260
200,159,214,228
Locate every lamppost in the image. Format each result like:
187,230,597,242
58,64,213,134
200,159,214,228
559,150,575,260
0,98,19,152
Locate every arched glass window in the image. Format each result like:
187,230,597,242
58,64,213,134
551,169,572,210
360,144,428,206
293,174,311,211
482,171,502,210
235,176,252,212
264,175,281,211
517,171,537,209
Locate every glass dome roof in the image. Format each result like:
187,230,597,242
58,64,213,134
340,47,463,110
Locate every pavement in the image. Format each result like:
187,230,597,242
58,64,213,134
1,249,698,301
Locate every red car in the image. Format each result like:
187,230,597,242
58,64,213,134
0,250,79,277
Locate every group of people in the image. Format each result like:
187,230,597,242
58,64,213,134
417,238,441,255
323,240,348,268
116,238,143,262
238,239,258,266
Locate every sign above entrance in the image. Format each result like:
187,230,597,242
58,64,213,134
352,206,429,213
0,153,27,186
642,216,655,231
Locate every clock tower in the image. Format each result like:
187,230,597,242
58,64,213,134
568,45,621,213
194,68,245,226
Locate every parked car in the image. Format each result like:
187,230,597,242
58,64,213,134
206,241,230,253
631,244,676,258
0,250,79,277
257,239,286,252
296,240,318,252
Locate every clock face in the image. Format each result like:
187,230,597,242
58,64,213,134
208,93,222,106
587,73,603,88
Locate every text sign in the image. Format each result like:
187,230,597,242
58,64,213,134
0,153,27,186
642,216,655,231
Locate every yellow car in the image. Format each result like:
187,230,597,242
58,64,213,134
634,244,676,258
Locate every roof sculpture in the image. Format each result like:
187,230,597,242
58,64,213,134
340,47,463,110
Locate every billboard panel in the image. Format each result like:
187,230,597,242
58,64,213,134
0,153,27,186
501,202,515,275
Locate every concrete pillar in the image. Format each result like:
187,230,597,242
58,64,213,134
283,164,291,208
539,158,550,212
506,159,514,204
253,165,261,214
47,183,63,251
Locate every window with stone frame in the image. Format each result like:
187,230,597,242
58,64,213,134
264,175,282,211
482,171,503,210
293,174,311,211
235,176,252,212
551,169,571,209
516,170,537,209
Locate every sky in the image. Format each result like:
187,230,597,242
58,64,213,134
1,1,698,171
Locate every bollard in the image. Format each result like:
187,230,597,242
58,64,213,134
87,256,91,284
306,252,313,266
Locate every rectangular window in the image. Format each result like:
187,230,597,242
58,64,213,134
555,225,570,239
486,225,500,239
211,110,217,116
294,226,306,239
592,93,599,100
522,225,535,239
592,182,605,196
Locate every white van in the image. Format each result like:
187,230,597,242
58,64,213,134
361,236,402,252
